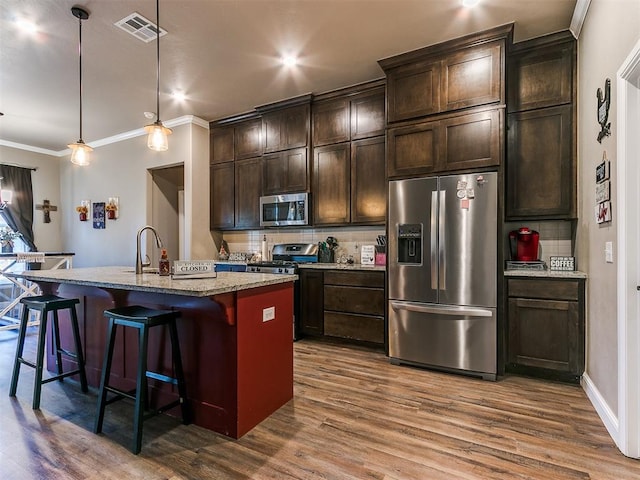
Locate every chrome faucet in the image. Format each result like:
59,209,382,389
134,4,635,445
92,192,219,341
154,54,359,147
135,225,163,274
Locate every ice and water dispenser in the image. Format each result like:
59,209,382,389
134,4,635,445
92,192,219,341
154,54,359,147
397,224,422,264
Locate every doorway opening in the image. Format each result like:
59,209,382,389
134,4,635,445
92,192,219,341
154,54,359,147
151,164,185,261
617,38,640,459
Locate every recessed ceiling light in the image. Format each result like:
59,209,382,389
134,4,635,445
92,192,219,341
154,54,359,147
280,55,298,67
144,111,156,119
171,91,186,102
462,0,481,7
15,18,38,34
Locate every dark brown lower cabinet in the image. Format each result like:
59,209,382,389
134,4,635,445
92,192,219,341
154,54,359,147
300,269,324,336
299,268,385,346
506,277,585,383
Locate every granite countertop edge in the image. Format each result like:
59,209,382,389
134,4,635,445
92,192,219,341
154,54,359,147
5,266,297,297
504,269,587,279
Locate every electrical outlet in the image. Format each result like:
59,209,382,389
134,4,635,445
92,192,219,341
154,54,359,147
605,241,613,263
262,306,275,322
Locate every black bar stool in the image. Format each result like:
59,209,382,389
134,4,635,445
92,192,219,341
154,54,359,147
94,305,189,454
9,294,88,409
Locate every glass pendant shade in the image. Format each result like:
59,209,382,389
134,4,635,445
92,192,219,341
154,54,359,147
145,121,172,151
68,140,93,166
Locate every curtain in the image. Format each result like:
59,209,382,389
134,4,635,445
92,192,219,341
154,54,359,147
0,164,37,252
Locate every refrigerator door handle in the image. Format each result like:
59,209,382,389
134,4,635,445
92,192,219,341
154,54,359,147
439,190,446,290
390,300,493,318
430,190,438,290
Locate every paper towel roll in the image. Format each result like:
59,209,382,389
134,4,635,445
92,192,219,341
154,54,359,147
261,235,268,260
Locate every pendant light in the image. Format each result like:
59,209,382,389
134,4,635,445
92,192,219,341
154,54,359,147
144,0,172,151
68,7,92,166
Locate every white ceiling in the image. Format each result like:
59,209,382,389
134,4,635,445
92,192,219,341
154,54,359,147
0,0,577,153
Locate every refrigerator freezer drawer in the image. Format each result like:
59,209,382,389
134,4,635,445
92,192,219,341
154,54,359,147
388,300,497,379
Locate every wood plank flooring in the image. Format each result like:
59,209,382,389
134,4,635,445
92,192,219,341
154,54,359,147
0,329,638,479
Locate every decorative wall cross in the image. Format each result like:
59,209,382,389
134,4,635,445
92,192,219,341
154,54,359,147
35,199,58,223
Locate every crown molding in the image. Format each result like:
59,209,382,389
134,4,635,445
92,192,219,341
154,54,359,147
0,139,61,157
0,115,209,157
570,0,591,39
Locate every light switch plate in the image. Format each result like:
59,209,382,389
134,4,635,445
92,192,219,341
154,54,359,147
605,241,613,263
263,306,275,322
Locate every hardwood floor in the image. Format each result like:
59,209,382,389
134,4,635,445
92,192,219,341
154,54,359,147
0,329,638,479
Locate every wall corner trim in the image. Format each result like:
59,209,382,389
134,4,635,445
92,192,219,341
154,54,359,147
582,372,620,445
570,0,592,39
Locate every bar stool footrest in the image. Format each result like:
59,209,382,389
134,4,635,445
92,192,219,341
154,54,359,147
40,369,83,384
146,370,179,385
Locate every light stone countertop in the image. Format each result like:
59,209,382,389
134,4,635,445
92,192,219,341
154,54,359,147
504,269,587,279
6,266,297,297
298,263,386,272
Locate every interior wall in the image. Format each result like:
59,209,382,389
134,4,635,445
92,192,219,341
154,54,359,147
577,0,640,417
0,146,62,253
59,121,212,267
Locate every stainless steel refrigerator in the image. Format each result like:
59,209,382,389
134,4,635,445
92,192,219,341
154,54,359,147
388,172,497,380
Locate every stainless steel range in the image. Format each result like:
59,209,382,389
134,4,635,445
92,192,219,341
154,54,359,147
247,243,318,273
247,243,319,340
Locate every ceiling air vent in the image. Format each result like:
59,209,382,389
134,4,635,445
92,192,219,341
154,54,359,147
114,12,167,43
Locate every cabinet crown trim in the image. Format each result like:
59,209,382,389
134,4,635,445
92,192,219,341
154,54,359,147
378,22,514,71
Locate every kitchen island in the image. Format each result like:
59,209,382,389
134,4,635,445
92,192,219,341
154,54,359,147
6,266,297,439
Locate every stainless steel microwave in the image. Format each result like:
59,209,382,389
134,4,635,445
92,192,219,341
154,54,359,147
260,192,309,227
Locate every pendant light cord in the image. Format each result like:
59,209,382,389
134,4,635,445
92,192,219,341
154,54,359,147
78,12,83,142
155,0,161,123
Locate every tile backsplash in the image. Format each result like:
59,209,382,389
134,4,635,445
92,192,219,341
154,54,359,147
222,226,385,263
504,221,574,266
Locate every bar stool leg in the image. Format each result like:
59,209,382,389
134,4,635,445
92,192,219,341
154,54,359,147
9,304,31,397
168,319,190,425
52,309,64,381
32,309,49,410
133,325,149,455
94,319,117,434
69,305,88,392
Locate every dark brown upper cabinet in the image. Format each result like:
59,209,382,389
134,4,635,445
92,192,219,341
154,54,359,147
234,157,262,228
506,105,574,219
507,32,575,113
313,99,350,146
313,84,385,146
387,119,439,178
210,126,234,165
209,115,263,230
262,103,310,153
387,106,502,178
263,148,308,195
506,31,576,220
210,163,235,230
351,89,385,140
234,119,263,160
440,42,503,112
440,107,503,172
351,136,386,224
313,143,351,225
386,60,440,123
380,24,512,124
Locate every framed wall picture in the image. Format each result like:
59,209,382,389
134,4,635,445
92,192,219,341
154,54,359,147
93,202,105,229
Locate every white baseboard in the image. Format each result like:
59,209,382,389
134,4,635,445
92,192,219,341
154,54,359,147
582,373,620,446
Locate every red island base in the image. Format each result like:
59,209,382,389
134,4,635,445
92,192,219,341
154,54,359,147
42,281,294,439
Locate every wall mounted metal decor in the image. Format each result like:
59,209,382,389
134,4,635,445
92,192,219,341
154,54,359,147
596,78,611,143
